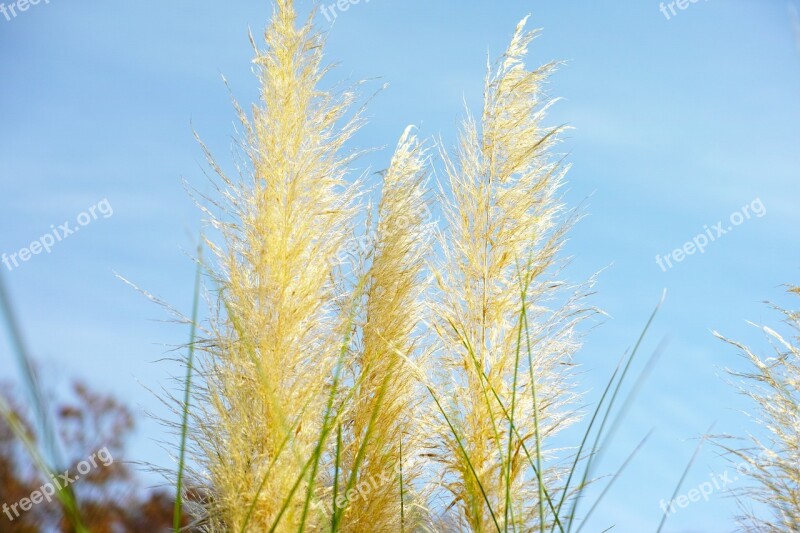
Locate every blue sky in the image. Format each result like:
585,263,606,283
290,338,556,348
1,0,798,530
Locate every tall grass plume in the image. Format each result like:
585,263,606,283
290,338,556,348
186,1,363,529
428,17,592,531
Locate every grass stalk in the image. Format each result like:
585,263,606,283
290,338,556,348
173,241,203,532
0,270,87,531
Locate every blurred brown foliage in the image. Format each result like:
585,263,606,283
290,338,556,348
0,380,199,532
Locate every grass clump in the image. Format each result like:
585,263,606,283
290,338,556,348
174,2,653,532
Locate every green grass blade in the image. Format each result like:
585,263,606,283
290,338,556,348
260,277,367,533
656,424,714,533
559,338,666,532
445,318,508,523
0,270,87,531
242,356,362,532
298,285,365,531
566,291,665,532
503,263,534,533
173,241,203,532
267,453,318,533
0,396,87,531
240,390,317,532
331,423,342,532
426,383,502,532
575,429,653,532
447,317,564,532
550,356,621,531
331,366,393,530
399,434,405,533
519,277,546,533
597,338,667,463
0,270,58,465
268,386,360,533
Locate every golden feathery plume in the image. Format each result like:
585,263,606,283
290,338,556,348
188,0,364,530
335,127,432,532
430,17,588,531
